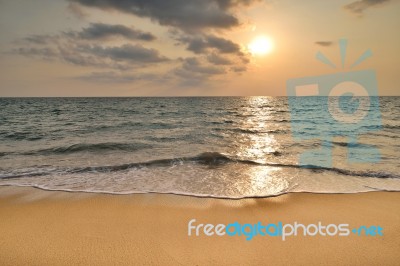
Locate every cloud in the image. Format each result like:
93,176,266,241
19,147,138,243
57,45,129,69
71,23,156,41
14,22,166,70
173,57,226,85
74,71,158,83
67,2,88,19
343,0,391,15
14,1,260,85
169,29,249,81
207,53,233,65
15,40,168,70
14,47,58,59
22,23,157,45
178,57,225,75
231,65,247,72
173,32,248,69
22,35,58,45
80,44,169,63
315,41,334,47
68,0,260,31
14,44,129,70
179,34,242,54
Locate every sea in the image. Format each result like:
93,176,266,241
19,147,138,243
0,97,399,198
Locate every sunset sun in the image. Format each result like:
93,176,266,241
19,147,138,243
248,35,274,56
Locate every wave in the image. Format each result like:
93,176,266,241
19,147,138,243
332,141,348,147
0,131,44,141
304,167,399,179
287,140,378,149
68,122,145,134
1,152,398,180
22,142,152,155
271,119,290,123
71,152,261,172
212,128,287,134
384,124,400,130
233,128,288,134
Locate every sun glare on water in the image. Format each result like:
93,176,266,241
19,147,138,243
248,36,274,56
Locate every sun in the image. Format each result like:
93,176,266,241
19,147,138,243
248,36,274,56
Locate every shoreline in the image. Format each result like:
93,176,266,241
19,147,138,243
1,184,399,200
1,186,399,265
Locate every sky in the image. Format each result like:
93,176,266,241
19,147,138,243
0,0,399,96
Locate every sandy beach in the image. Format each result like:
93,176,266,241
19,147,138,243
0,186,399,265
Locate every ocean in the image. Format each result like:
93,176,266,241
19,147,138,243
0,97,399,198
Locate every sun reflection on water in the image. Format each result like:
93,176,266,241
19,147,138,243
227,97,290,195
247,166,289,195
232,97,280,163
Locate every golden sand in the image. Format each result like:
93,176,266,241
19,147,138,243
0,186,399,265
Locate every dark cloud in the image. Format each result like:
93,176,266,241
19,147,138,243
14,44,129,70
231,65,247,73
187,35,238,54
57,45,119,68
80,44,169,63
21,35,59,45
22,23,156,44
172,50,250,86
315,41,334,47
343,0,391,15
74,71,158,83
14,47,58,59
207,53,232,65
73,23,156,41
167,29,249,81
15,42,168,70
68,0,260,31
14,22,166,70
173,57,225,85
177,34,242,54
179,57,225,75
